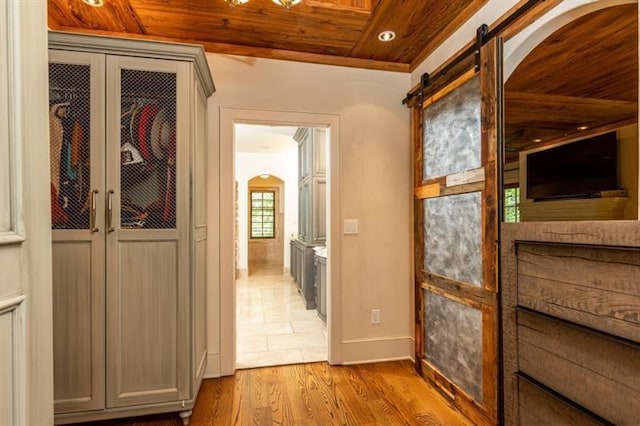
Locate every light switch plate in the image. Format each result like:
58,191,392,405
344,219,358,234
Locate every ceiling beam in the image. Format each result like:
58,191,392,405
505,117,638,161
506,91,638,125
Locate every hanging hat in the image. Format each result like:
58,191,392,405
121,142,144,165
150,108,169,159
137,104,158,162
160,121,172,149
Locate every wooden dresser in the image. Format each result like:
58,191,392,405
501,222,640,425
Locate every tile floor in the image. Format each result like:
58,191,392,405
236,265,328,369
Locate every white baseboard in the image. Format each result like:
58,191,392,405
340,336,414,365
204,352,222,378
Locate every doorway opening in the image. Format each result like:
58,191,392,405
234,123,328,369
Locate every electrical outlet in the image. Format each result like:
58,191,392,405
371,309,381,324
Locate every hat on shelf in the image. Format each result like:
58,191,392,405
137,104,159,162
120,142,144,166
150,108,171,159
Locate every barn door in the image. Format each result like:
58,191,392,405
413,37,502,425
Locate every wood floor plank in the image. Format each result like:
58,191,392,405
362,361,469,425
81,360,470,426
332,366,382,424
355,363,437,425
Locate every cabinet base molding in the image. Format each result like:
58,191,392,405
54,399,196,425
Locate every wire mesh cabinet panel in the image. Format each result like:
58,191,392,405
48,32,215,425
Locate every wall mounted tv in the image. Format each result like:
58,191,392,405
526,132,618,200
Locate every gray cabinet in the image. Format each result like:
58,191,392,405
314,250,327,322
48,32,214,425
289,239,297,282
294,128,326,245
291,239,316,309
291,127,326,310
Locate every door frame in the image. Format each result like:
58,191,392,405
219,107,341,375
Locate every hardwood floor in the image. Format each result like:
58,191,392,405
90,360,470,425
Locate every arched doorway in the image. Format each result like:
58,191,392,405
503,1,638,222
247,174,285,275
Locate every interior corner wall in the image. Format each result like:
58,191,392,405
411,0,519,85
204,54,413,375
618,125,639,220
236,150,298,272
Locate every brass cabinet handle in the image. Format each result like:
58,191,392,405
107,190,115,233
90,189,99,233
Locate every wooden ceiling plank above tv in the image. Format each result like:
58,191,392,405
504,4,638,162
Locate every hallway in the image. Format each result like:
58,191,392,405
236,266,328,369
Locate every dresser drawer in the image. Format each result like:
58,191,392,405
517,375,609,426
516,243,640,342
517,310,640,425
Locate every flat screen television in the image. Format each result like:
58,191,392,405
526,132,618,200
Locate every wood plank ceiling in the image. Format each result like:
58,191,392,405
505,4,638,161
47,0,487,72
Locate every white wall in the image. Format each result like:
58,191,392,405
235,149,298,272
205,54,412,375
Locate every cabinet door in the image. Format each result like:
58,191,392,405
298,180,311,241
312,178,327,244
312,128,327,175
105,56,190,407
298,129,311,180
49,50,106,414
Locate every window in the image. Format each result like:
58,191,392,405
250,190,275,238
504,187,520,223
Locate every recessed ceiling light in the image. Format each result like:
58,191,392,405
82,0,104,6
272,0,302,8
533,138,542,143
577,125,589,130
224,0,250,6
378,30,396,42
